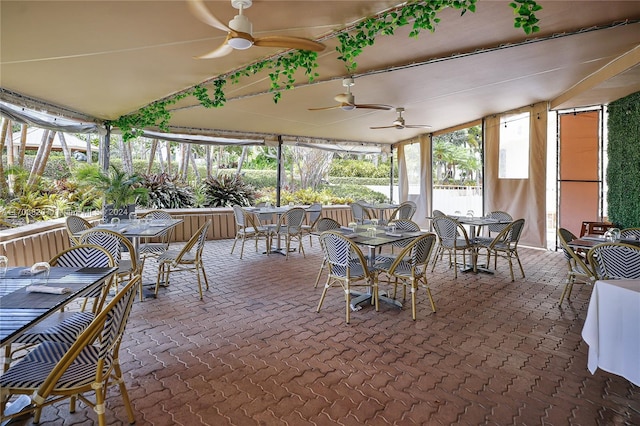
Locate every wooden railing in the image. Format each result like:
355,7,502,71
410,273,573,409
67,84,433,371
0,206,354,266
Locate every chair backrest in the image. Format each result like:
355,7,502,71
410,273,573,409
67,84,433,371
621,227,640,240
390,201,417,221
316,217,341,232
389,219,420,232
79,229,138,274
587,242,640,280
174,220,211,264
350,202,371,223
387,233,437,275
488,218,525,249
319,231,369,278
557,228,595,279
306,203,323,226
487,210,512,234
65,215,93,245
580,221,614,237
34,276,140,404
141,209,174,242
50,244,115,268
276,208,306,233
432,210,446,217
432,216,469,247
232,205,247,227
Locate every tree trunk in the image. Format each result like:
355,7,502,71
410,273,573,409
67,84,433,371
236,146,247,177
57,133,74,169
18,124,27,166
206,145,212,178
119,137,133,175
166,141,172,175
190,147,200,183
147,139,158,175
28,129,55,188
85,133,92,164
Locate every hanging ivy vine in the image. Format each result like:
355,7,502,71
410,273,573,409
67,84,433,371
112,0,541,141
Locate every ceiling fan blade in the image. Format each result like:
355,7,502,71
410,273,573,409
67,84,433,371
370,125,398,129
254,36,325,52
405,124,433,129
308,105,342,111
187,0,232,33
195,34,235,59
334,93,350,103
354,104,393,110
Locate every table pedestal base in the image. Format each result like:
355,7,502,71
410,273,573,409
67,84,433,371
349,290,402,311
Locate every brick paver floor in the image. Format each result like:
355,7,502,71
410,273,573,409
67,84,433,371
5,237,639,425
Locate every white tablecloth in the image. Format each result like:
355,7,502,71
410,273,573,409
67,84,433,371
581,279,640,386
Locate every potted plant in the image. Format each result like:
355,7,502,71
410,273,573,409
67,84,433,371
76,164,148,221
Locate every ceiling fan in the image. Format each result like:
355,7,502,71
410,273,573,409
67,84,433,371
308,78,393,111
370,107,432,130
188,0,326,59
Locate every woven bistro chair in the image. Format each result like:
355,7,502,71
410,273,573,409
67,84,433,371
231,205,269,258
374,233,437,320
621,227,640,240
301,203,323,246
475,210,513,244
267,207,307,259
3,245,115,373
313,218,342,288
79,228,141,300
476,219,526,281
377,219,421,261
138,209,174,270
587,242,640,280
350,202,373,225
65,215,93,246
557,228,597,304
387,201,417,223
0,276,140,426
155,220,211,299
317,231,378,324
431,215,476,278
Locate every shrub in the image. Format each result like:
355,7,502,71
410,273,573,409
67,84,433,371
140,173,196,209
329,159,391,179
202,174,256,207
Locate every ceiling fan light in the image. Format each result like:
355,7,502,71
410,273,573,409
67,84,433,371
341,104,356,111
228,36,253,49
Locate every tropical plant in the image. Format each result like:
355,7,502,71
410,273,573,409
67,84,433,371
140,173,196,209
74,164,148,209
7,192,57,224
202,174,256,207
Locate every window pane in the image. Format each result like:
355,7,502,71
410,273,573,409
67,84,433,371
404,143,421,195
499,112,530,179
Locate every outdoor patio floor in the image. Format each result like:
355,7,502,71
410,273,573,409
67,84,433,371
4,236,639,425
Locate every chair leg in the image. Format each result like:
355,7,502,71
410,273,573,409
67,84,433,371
114,362,136,424
200,262,210,291
345,283,351,324
231,235,239,254
515,252,525,278
411,280,417,321
316,281,330,312
314,260,326,288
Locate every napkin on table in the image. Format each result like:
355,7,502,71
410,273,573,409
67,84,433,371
386,232,403,237
26,285,71,294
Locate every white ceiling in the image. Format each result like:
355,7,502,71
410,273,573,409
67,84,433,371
2,1,640,147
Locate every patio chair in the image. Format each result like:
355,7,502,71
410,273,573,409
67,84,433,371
621,227,640,240
65,215,93,246
155,220,211,299
3,244,115,373
476,218,526,281
557,228,597,304
0,276,139,425
374,233,437,320
267,207,307,259
313,217,342,288
587,242,640,280
579,221,614,238
138,209,174,270
476,210,513,242
387,201,417,222
231,205,269,258
301,203,323,246
378,219,421,261
317,231,378,324
79,228,141,299
350,202,373,225
431,215,476,278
